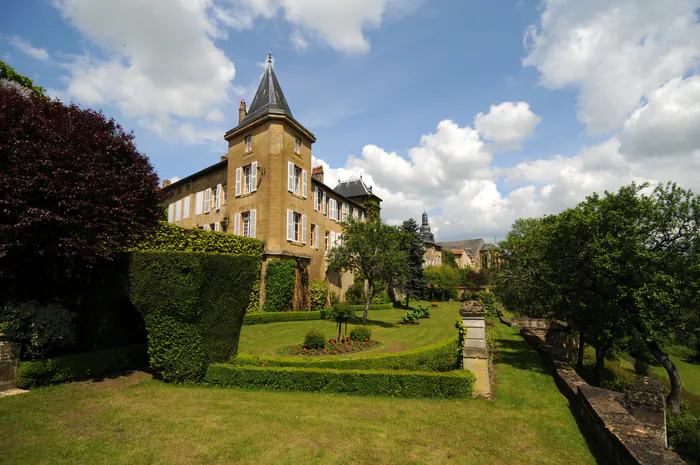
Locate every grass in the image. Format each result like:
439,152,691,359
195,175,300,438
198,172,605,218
0,318,595,464
238,301,457,357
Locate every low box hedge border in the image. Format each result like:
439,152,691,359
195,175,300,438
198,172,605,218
233,338,460,372
243,304,397,325
205,364,475,399
15,344,148,389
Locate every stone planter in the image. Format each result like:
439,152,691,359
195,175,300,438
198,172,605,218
460,310,487,318
0,329,20,389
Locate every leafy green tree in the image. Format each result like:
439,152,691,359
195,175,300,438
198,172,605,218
328,219,408,323
442,250,457,268
0,60,46,96
424,265,460,300
399,218,426,306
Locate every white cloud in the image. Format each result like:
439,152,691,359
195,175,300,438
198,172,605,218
523,0,700,133
54,0,236,144
216,0,415,52
620,76,700,158
9,36,49,60
474,101,541,152
290,30,309,52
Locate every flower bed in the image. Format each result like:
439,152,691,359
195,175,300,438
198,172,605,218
285,336,380,356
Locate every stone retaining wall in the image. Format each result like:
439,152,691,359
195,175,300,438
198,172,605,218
0,340,20,392
521,327,685,465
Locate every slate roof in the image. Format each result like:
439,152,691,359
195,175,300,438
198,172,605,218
333,178,382,201
242,55,292,125
436,239,485,257
481,243,497,251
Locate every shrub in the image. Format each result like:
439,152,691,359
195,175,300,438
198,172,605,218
262,259,297,313
329,292,340,307
667,403,700,460
304,330,326,350
345,279,366,305
476,291,497,316
205,364,475,399
243,311,324,325
399,312,417,324
455,318,468,369
15,344,147,389
0,301,76,359
328,303,356,340
349,325,372,342
129,251,258,383
412,305,430,319
233,338,460,372
310,281,329,312
133,221,264,314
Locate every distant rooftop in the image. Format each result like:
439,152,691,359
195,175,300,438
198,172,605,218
334,177,382,201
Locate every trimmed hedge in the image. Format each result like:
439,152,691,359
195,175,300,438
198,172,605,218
132,222,264,314
205,364,475,398
243,310,325,325
15,344,147,389
129,251,258,383
262,259,297,313
232,338,460,372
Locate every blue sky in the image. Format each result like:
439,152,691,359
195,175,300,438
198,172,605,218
3,0,700,240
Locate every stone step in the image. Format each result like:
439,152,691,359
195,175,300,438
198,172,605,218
465,339,486,349
462,319,485,328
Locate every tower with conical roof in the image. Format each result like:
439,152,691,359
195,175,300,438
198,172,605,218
420,211,435,243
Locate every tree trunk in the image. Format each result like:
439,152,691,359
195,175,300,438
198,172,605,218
405,296,410,308
594,342,605,386
362,281,374,324
576,328,587,370
336,322,341,341
645,338,682,414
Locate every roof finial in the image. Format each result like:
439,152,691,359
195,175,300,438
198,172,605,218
267,52,273,68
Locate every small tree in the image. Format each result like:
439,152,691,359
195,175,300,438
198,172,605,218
442,250,458,268
329,219,408,323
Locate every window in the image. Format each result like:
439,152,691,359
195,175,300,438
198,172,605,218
177,186,182,195
204,188,211,213
286,209,306,243
342,203,349,221
287,162,307,198
353,209,359,221
186,184,190,192
236,162,257,196
325,231,329,252
329,199,338,221
222,185,227,207
294,135,301,154
167,203,174,223
183,195,190,219
195,191,204,215
310,224,315,249
214,184,222,210
322,191,327,215
314,186,322,211
234,210,256,237
245,135,252,152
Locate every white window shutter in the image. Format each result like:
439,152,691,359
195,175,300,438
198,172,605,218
167,203,174,223
286,209,294,241
302,170,307,199
313,186,318,210
214,222,221,232
195,191,203,215
323,192,327,215
250,209,256,238
235,168,242,196
234,213,240,235
251,162,258,192
175,200,181,222
302,215,307,244
204,189,211,213
330,231,335,249
315,227,319,249
203,224,211,231
215,184,222,210
183,195,190,219
287,162,294,192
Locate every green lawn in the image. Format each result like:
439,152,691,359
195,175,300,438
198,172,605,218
618,351,700,398
238,301,458,357
0,320,595,464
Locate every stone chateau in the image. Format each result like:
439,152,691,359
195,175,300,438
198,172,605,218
162,54,381,307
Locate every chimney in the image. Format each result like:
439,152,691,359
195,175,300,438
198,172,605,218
312,165,324,184
162,179,171,188
239,99,247,124
220,153,228,162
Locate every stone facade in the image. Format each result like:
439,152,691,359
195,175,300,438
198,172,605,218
162,56,378,306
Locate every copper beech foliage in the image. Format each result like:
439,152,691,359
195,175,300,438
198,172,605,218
0,85,165,301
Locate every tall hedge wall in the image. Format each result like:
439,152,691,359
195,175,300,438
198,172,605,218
132,221,264,313
129,251,258,383
262,259,296,312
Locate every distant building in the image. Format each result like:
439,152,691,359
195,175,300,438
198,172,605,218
436,238,498,271
161,54,382,307
420,212,442,266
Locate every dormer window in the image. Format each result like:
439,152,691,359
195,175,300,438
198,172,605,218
294,135,301,154
245,135,252,152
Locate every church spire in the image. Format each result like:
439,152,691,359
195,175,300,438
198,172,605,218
241,52,292,126
420,211,435,244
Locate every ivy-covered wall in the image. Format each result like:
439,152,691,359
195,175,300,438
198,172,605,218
129,251,258,383
262,259,297,312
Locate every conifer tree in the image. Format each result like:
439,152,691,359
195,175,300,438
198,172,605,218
400,218,427,306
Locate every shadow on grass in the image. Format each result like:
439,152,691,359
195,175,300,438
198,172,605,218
348,317,397,329
495,338,548,375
